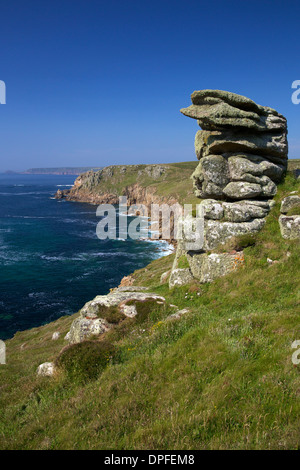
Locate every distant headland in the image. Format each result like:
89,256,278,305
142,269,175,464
4,167,103,175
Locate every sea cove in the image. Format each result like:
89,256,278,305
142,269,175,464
0,174,172,340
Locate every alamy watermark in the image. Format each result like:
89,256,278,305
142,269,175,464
291,340,300,365
291,80,300,104
95,197,205,250
0,340,6,364
0,80,6,104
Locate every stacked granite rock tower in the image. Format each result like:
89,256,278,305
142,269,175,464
169,90,288,287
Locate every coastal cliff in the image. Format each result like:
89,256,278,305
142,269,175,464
55,162,199,207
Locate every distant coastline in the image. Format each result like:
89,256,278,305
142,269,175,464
4,167,103,176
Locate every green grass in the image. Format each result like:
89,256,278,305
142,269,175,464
0,172,299,450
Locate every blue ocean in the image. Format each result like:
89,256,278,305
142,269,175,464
0,174,172,340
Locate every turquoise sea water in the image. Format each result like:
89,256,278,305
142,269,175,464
0,174,172,340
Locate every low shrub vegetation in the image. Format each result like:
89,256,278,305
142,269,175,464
96,304,126,324
56,340,116,383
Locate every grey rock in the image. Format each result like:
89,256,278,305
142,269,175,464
166,308,190,320
169,268,194,288
37,362,55,377
223,201,270,222
228,154,284,183
181,90,286,133
66,289,166,343
223,182,263,199
52,332,60,340
114,286,149,292
176,215,204,252
192,155,230,198
187,252,245,283
64,331,71,341
169,90,289,287
79,291,164,317
139,165,167,180
200,199,224,220
194,129,287,164
160,270,171,284
68,317,110,344
280,195,300,214
204,218,265,250
279,215,300,239
223,180,277,199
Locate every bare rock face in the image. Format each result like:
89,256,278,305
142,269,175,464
169,90,288,288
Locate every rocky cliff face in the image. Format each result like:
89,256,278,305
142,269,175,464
55,163,199,245
55,164,182,208
170,90,288,288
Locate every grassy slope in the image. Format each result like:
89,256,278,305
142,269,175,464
288,159,300,171
0,172,299,450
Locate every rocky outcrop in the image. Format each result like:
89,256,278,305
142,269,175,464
66,286,166,344
181,90,287,200
170,90,288,287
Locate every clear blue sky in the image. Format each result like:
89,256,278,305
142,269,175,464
0,0,299,171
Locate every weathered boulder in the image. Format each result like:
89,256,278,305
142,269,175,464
192,154,230,198
204,218,265,251
193,129,287,164
166,308,190,321
160,270,171,284
37,362,55,377
187,252,245,283
200,199,224,220
192,130,286,199
68,317,110,344
169,268,194,288
181,90,287,133
52,332,60,340
280,195,300,214
279,215,300,240
222,201,270,222
223,180,276,199
228,154,284,183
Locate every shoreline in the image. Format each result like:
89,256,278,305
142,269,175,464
3,193,175,341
